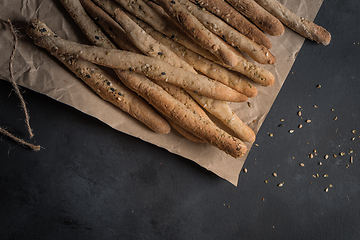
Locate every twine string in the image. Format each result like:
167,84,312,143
1,19,41,151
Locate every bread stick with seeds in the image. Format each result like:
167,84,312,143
134,2,274,86
93,0,215,60
118,70,248,158
34,35,246,102
187,0,271,49
113,8,197,72
115,10,255,142
128,14,257,97
27,19,170,134
226,0,284,36
189,93,256,142
153,0,238,66
92,0,220,62
59,0,114,48
112,8,254,141
78,0,141,53
79,0,211,142
173,0,276,64
254,0,331,45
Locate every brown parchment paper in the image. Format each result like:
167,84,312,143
0,0,325,186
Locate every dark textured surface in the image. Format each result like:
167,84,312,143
1,0,360,239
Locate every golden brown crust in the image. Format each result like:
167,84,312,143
164,116,206,143
59,0,115,48
254,0,331,45
176,0,276,64
112,8,254,142
154,0,239,66
34,35,246,102
79,0,141,52
188,0,271,49
118,71,247,158
27,19,171,134
226,0,285,36
133,15,257,96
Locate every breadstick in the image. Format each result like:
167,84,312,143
187,0,271,49
189,93,256,142
78,0,140,53
153,0,239,66
126,13,257,97
135,2,274,86
163,116,206,143
254,0,331,45
79,0,211,141
27,19,171,134
115,10,255,142
59,0,115,48
113,8,196,71
94,0,216,60
173,0,276,64
118,70,248,158
92,0,222,62
226,0,284,36
34,35,246,102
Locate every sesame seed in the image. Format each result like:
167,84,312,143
319,162,322,165
325,188,329,192
272,173,277,177
306,119,312,123
289,130,294,133
278,182,284,187
324,174,328,178
309,153,314,158
300,163,305,167
324,155,329,159
269,133,273,137
297,111,302,116
298,124,303,128
317,85,321,88
264,180,269,183
243,168,248,173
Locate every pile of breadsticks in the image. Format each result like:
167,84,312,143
26,0,330,158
